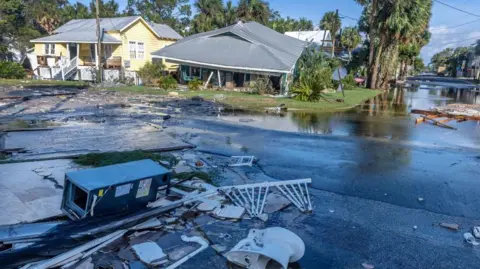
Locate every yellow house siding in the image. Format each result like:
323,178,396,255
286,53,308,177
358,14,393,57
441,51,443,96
120,19,178,71
34,43,67,57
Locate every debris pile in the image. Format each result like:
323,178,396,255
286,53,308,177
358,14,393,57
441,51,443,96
412,103,480,129
0,153,313,269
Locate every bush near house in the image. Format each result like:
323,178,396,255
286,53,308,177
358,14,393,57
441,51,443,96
188,78,203,91
137,62,165,85
0,61,26,79
158,75,178,90
252,76,275,95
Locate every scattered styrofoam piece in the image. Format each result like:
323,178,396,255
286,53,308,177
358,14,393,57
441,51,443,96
132,241,168,265
473,227,480,239
263,193,292,214
226,227,305,269
213,205,245,219
464,233,480,246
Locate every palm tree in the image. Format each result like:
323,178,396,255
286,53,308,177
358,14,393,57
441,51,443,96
191,0,224,33
320,11,341,57
341,27,361,58
224,1,237,26
296,17,313,31
236,0,271,25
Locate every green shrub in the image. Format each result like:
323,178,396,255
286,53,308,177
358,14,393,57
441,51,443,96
188,78,203,91
252,76,274,95
342,74,357,90
0,61,26,79
137,62,165,85
292,67,332,102
158,75,178,90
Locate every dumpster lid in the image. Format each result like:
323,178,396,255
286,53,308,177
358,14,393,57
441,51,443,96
66,159,168,191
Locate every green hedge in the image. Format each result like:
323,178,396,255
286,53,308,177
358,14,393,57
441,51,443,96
0,61,26,79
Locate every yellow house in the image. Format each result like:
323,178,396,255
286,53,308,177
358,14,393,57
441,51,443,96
30,16,182,81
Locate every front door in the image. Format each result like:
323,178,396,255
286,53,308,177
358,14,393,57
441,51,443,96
68,44,77,60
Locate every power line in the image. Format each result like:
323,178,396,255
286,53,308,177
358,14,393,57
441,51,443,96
339,13,359,21
438,36,480,46
433,0,480,18
430,18,480,32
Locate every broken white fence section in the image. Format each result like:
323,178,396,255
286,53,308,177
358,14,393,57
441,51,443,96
219,178,313,219
226,227,305,269
229,156,255,167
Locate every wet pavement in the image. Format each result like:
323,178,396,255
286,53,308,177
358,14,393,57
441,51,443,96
166,82,480,268
1,80,480,268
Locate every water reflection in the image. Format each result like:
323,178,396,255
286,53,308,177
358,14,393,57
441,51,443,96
222,86,480,148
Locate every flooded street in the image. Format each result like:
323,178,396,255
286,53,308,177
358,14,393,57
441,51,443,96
218,85,480,149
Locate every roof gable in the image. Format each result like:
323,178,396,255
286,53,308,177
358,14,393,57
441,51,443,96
52,16,182,40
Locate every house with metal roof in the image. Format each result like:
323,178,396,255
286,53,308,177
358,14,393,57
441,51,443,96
30,16,182,82
151,21,308,94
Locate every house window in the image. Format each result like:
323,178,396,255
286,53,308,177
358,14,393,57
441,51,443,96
45,44,55,55
137,42,145,60
129,41,136,59
128,41,145,60
104,44,113,59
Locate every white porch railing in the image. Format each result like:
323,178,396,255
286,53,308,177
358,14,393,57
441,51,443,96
60,57,78,80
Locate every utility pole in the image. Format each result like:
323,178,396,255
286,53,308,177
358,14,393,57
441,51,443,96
96,0,103,82
332,9,339,58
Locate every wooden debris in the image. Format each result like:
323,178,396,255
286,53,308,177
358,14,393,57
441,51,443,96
3,128,54,132
439,222,459,231
423,116,457,130
412,109,480,121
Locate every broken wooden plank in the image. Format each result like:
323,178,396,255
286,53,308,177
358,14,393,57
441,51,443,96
423,116,457,130
3,128,54,132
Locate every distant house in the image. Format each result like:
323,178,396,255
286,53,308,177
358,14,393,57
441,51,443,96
285,30,334,55
151,21,308,95
30,16,182,82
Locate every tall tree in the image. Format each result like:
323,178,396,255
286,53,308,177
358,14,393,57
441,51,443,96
296,17,313,31
62,2,92,21
224,1,237,26
320,11,341,57
191,0,224,33
24,0,69,34
341,27,361,58
89,0,119,18
356,0,432,89
236,0,271,25
125,0,191,34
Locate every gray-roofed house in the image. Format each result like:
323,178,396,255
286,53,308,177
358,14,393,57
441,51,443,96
151,21,308,94
30,16,182,81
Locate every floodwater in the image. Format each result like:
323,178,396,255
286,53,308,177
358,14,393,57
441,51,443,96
220,85,480,149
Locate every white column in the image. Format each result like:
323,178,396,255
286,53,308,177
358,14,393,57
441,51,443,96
95,43,99,68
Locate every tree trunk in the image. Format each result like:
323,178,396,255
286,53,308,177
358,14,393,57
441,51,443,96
332,39,336,58
366,0,377,88
402,59,409,79
369,33,385,89
398,60,405,80
378,43,399,89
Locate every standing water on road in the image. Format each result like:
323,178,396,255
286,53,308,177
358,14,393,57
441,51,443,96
220,85,480,149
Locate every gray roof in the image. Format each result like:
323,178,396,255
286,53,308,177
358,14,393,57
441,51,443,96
52,16,182,40
151,21,307,73
149,22,183,40
66,159,169,191
31,31,121,44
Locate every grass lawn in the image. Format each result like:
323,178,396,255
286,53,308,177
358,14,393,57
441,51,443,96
93,86,382,111
0,79,88,87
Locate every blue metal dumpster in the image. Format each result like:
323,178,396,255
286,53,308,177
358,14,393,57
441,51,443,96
61,159,171,220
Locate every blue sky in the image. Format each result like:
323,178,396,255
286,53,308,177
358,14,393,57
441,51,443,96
78,0,480,63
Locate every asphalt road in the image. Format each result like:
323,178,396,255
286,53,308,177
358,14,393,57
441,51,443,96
172,117,480,269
